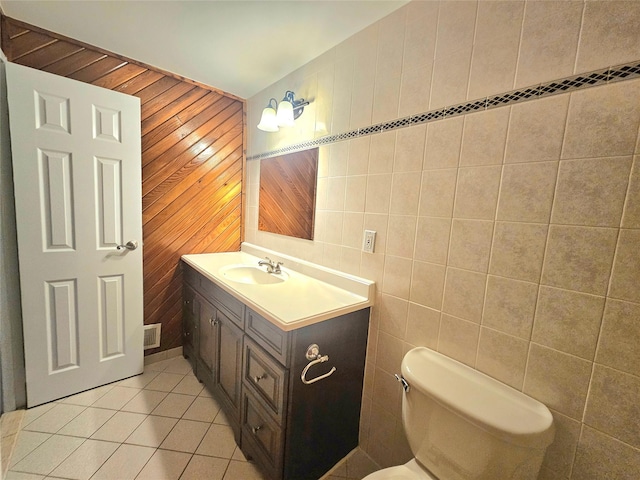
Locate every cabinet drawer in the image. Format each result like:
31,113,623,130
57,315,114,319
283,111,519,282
208,283,244,328
241,389,284,479
245,309,290,365
243,338,287,424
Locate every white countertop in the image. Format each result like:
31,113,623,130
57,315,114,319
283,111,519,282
181,244,375,331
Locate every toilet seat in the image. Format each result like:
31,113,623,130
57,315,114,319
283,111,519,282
363,459,437,480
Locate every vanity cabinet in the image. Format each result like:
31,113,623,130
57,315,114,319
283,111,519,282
182,262,370,480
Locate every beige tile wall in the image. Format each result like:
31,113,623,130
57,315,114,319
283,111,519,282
245,1,640,478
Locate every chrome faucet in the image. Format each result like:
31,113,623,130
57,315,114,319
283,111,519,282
258,257,283,274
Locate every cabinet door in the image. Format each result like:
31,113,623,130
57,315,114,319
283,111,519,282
214,309,243,418
198,296,216,375
182,285,199,365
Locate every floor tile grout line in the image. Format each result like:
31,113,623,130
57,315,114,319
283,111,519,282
64,435,120,480
130,359,228,474
10,433,88,478
141,357,237,477
100,358,187,479
10,356,259,480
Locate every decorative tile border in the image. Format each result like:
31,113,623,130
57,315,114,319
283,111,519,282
248,60,640,161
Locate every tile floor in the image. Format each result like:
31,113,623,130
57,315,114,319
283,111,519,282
2,355,378,480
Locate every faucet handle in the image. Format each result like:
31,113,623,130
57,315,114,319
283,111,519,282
274,261,283,273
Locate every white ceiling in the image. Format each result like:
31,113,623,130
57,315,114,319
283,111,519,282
0,0,408,99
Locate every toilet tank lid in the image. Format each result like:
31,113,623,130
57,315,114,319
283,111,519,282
402,347,555,449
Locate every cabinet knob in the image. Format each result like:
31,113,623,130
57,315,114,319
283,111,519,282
251,425,263,435
253,373,267,383
184,300,190,305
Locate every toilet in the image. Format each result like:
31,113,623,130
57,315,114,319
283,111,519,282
364,347,555,480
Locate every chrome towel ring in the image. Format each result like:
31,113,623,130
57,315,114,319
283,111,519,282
301,344,336,385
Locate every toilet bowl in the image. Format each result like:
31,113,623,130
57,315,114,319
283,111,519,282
364,459,434,479
363,347,555,480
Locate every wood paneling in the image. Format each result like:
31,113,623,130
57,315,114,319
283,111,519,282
1,15,245,355
259,148,318,240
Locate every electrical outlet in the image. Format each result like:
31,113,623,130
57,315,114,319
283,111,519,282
363,230,376,253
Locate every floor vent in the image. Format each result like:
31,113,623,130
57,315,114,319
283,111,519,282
144,324,161,349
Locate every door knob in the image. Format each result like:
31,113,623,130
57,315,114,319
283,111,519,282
116,240,138,251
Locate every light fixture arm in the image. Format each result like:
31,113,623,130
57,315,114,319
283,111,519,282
266,97,278,110
282,90,310,120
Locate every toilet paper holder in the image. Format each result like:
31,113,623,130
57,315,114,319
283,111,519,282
301,343,336,385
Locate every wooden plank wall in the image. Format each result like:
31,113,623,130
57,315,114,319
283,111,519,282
1,16,246,355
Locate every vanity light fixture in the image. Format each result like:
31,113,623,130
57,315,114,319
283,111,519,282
257,98,279,132
257,90,309,132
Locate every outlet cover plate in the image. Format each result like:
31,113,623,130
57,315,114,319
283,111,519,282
363,230,376,253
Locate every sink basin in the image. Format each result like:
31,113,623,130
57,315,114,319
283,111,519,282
220,265,288,285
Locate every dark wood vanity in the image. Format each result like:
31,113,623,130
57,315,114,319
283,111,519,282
182,262,370,480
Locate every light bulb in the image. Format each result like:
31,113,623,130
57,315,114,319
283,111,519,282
276,100,295,127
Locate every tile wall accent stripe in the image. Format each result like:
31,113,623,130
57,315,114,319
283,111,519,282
248,60,640,161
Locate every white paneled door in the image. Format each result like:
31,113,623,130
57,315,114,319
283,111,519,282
6,63,143,407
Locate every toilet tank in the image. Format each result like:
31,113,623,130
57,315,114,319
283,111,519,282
401,348,554,480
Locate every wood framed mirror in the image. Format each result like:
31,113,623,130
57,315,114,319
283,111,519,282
258,148,318,240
